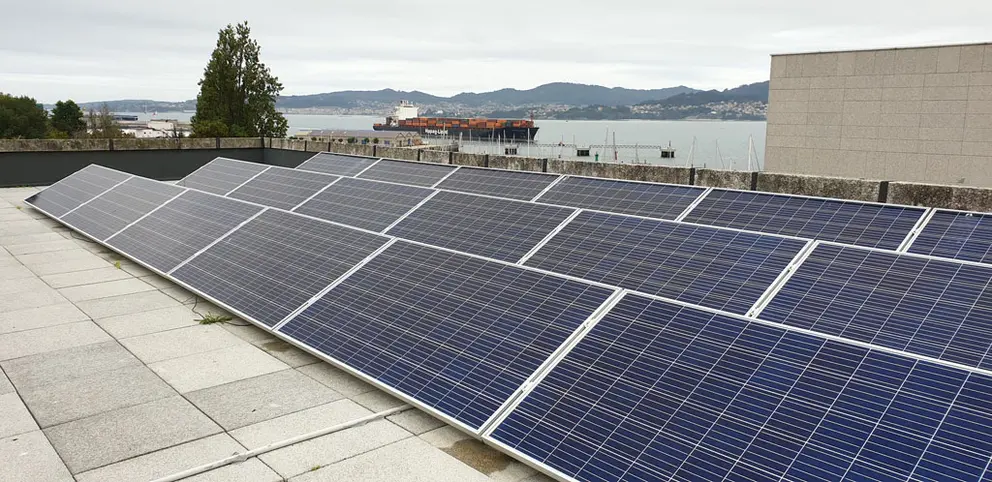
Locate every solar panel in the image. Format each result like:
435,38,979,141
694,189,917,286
536,176,706,220
177,157,269,195
357,159,457,187
682,189,926,250
908,209,992,264
278,241,616,431
387,190,575,262
172,209,389,326
106,190,263,273
758,243,992,371
293,177,434,232
61,177,184,241
490,293,992,482
524,211,809,314
435,167,559,201
25,164,131,217
296,153,379,176
227,166,338,211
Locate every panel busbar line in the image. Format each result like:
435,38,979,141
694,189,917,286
524,210,809,314
386,190,576,263
25,164,132,218
489,293,992,482
106,189,264,273
357,159,458,187
434,167,561,201
757,242,992,371
535,176,707,221
61,177,185,242
278,240,617,431
227,166,339,211
293,177,435,233
296,152,380,176
172,209,390,327
681,189,927,250
907,209,992,264
176,157,269,195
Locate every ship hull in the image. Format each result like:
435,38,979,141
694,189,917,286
372,125,538,141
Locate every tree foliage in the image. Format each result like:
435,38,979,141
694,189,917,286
0,93,48,139
87,104,131,138
50,100,86,137
191,22,288,138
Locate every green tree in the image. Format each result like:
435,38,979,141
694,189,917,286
49,100,86,137
87,104,131,138
191,21,288,138
0,93,48,139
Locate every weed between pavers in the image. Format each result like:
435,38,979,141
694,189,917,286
113,260,121,269
197,313,234,325
310,465,321,472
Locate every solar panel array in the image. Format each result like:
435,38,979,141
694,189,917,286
25,164,131,217
177,157,268,195
435,167,559,201
535,176,706,220
296,152,380,176
909,209,992,264
27,160,992,482
61,177,183,241
357,159,457,187
228,167,339,211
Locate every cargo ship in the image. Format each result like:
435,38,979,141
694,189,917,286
373,101,538,141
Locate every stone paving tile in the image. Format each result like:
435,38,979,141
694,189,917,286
44,396,222,474
95,305,201,339
418,426,544,482
0,368,12,395
352,389,406,412
182,459,282,482
0,430,73,482
161,285,197,304
41,267,132,289
259,419,411,479
149,344,289,393
0,232,66,247
138,274,176,289
297,363,377,398
290,437,490,482
17,364,174,428
0,341,140,390
0,210,34,223
0,263,35,281
0,321,111,361
230,399,373,449
0,303,90,335
74,290,182,319
0,285,66,313
0,276,50,295
58,278,155,302
4,239,79,256
74,433,246,482
221,321,278,344
255,338,321,367
187,369,342,431
16,248,103,267
119,262,155,278
121,324,245,364
0,392,38,438
28,256,112,276
0,219,52,236
387,408,446,435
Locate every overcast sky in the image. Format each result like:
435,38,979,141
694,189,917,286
2,0,989,103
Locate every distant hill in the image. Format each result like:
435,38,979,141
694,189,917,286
71,99,196,112
276,89,444,109
638,81,769,107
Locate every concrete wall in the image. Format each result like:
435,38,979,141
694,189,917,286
488,155,545,172
452,153,488,167
376,146,420,161
326,143,375,157
420,150,452,164
547,159,693,185
695,169,757,190
756,172,886,203
765,42,992,188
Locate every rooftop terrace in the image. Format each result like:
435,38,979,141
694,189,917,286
0,186,552,482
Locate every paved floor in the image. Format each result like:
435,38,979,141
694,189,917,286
0,187,553,482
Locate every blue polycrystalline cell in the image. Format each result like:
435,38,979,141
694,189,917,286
356,159,457,187
61,177,184,241
490,294,992,482
25,165,131,217
278,241,616,430
293,177,434,232
227,167,339,211
177,158,269,195
173,209,389,326
106,190,263,273
296,153,379,176
435,168,560,201
758,243,992,371
387,190,575,262
682,189,926,250
909,209,992,264
536,176,706,220
524,211,808,314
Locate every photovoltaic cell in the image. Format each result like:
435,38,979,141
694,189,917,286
491,294,992,482
106,190,263,273
61,177,184,241
25,165,131,217
177,158,269,195
682,189,926,250
758,243,992,371
173,209,389,326
536,176,706,220
293,177,433,232
296,153,379,176
435,168,559,201
525,211,808,314
279,241,616,430
908,209,992,264
387,190,575,262
357,159,457,187
227,166,338,211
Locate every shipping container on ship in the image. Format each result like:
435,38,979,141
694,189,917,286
373,101,539,141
